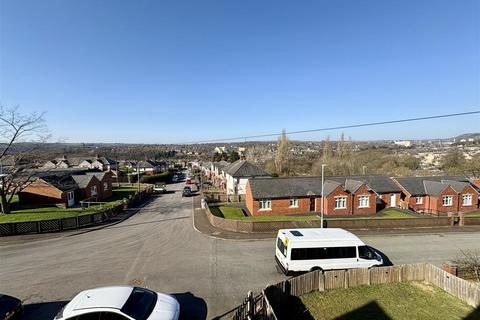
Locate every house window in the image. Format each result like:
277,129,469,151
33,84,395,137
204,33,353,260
416,197,423,204
358,196,370,208
104,182,109,191
289,197,298,208
67,191,74,200
259,199,271,210
334,197,347,209
91,185,97,196
442,196,452,206
462,194,472,206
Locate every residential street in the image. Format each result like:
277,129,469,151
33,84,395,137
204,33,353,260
0,182,479,319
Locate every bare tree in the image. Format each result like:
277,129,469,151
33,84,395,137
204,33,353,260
275,129,291,176
452,249,480,282
0,106,48,214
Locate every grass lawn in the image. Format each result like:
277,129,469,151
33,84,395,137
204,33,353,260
0,187,141,223
327,209,418,220
293,282,476,320
210,206,319,221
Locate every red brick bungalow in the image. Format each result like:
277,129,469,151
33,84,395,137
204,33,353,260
19,171,114,208
19,174,78,208
85,171,113,200
393,176,479,215
245,176,379,216
327,175,402,210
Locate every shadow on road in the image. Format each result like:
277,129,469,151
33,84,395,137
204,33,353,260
23,301,68,320
173,292,208,320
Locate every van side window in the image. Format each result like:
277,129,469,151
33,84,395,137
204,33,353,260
291,247,356,260
358,246,376,260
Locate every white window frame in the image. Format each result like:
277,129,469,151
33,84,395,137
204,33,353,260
91,185,98,196
67,191,74,200
462,194,472,206
103,182,109,191
442,196,452,207
415,197,423,204
334,196,347,210
289,197,298,208
358,195,370,208
259,199,271,211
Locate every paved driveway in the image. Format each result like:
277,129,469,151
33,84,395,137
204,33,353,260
0,182,479,319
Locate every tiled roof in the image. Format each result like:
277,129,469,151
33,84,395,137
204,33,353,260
71,175,95,189
225,160,269,178
249,177,342,199
394,176,470,196
40,175,78,192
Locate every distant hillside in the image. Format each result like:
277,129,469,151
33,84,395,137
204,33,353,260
454,133,480,140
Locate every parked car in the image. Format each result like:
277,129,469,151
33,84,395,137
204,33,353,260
0,294,23,320
54,286,179,320
153,184,167,194
182,186,192,197
185,178,192,185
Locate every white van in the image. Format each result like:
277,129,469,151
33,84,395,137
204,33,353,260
275,228,383,275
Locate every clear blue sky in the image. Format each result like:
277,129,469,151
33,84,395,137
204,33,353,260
1,0,479,143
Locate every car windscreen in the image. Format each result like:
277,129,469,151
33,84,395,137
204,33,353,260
120,287,157,320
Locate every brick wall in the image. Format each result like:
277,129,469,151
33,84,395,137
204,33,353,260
379,192,401,208
458,186,479,213
351,185,377,215
323,186,351,215
434,186,459,214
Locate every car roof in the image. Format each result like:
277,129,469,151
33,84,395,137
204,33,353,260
67,286,133,312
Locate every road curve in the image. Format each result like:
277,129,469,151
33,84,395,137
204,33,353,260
0,182,479,319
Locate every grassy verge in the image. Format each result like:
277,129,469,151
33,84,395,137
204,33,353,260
465,210,480,217
293,282,475,320
0,187,142,223
210,206,319,221
327,209,418,220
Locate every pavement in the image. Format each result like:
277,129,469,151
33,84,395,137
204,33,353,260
1,182,480,319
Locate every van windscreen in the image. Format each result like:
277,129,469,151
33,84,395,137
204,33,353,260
277,237,287,257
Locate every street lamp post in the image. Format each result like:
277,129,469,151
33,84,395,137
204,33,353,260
137,162,140,192
321,163,326,228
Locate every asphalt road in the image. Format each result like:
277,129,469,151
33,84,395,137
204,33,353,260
1,182,479,319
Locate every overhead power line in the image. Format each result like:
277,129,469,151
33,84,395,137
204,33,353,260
183,110,480,144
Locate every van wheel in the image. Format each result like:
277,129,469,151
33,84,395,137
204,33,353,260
310,267,323,272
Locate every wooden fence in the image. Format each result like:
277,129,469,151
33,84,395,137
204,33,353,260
0,187,153,236
218,263,480,320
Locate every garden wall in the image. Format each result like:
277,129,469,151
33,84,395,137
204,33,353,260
205,203,454,233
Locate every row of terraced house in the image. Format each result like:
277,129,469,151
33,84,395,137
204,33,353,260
245,175,479,216
197,160,480,216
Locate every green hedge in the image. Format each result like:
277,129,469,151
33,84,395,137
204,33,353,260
140,172,173,184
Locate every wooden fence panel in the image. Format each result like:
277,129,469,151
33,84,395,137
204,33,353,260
425,264,480,307
370,265,403,285
402,263,426,281
347,268,370,288
287,270,320,296
324,270,346,290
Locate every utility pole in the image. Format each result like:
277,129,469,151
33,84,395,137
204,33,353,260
137,162,140,192
321,163,326,229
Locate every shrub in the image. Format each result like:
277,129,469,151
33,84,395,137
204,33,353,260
140,172,173,184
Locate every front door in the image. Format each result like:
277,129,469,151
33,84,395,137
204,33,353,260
390,193,396,207
67,191,75,207
310,198,316,211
